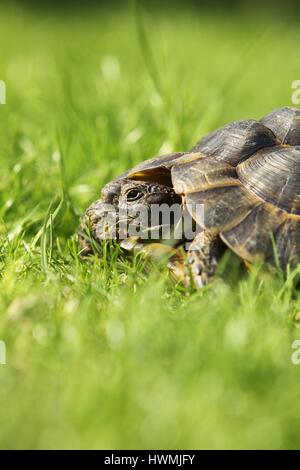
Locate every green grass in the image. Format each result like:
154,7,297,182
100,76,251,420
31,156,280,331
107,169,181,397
1,2,300,449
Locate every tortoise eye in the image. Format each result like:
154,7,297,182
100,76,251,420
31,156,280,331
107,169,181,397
126,188,143,201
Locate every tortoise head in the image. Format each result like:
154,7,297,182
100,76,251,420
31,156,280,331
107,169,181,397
80,177,182,252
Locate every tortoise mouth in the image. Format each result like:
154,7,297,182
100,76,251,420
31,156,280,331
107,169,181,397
82,205,183,242
79,172,201,256
79,200,202,260
79,197,191,255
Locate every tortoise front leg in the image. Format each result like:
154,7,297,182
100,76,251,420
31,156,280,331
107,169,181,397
186,231,224,288
120,234,223,289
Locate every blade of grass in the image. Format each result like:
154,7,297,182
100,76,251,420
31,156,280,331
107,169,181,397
40,200,54,274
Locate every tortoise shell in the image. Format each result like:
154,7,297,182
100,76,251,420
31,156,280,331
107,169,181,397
122,106,300,270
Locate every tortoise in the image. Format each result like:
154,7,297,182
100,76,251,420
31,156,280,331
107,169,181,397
80,106,300,288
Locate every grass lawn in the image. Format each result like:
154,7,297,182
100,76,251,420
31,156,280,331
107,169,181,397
1,1,300,449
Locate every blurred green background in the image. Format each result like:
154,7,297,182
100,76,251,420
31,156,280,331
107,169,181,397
1,0,300,449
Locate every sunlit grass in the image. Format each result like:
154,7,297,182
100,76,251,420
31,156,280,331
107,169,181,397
0,2,300,449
